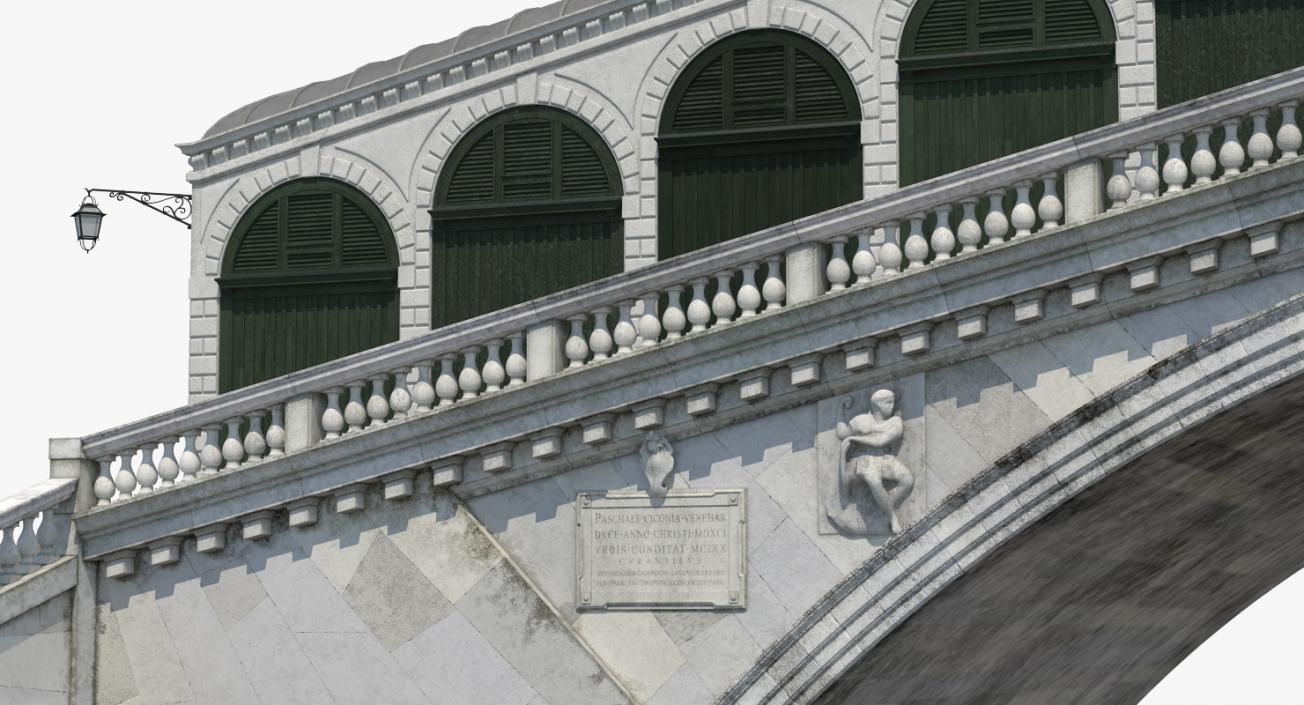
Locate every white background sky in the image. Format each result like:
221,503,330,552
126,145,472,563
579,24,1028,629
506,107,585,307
0,2,1300,702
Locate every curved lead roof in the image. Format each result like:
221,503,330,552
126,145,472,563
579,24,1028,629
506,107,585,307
201,0,618,140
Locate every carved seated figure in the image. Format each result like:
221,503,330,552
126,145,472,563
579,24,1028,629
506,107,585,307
835,389,915,534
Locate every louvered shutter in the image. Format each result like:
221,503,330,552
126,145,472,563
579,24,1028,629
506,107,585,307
1045,0,1104,42
231,203,280,272
794,51,853,123
445,135,496,204
284,193,335,270
912,0,969,54
672,57,726,132
560,126,611,197
502,120,554,201
340,198,390,266
731,44,788,127
977,0,1035,48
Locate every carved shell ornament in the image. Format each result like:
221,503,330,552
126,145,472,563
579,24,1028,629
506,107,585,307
640,432,676,498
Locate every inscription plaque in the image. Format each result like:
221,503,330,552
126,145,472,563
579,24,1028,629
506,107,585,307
576,489,746,610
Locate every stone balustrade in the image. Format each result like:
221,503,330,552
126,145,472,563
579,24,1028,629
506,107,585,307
0,479,76,585
79,67,1304,507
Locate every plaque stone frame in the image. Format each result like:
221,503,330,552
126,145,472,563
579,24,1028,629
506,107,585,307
576,488,747,611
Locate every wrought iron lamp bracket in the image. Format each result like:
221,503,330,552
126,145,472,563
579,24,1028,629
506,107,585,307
85,188,192,229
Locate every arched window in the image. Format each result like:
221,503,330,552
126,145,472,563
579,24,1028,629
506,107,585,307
900,0,1118,184
658,30,862,259
432,107,624,328
219,178,398,393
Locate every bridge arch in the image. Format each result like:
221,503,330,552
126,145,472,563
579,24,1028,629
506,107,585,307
726,294,1304,704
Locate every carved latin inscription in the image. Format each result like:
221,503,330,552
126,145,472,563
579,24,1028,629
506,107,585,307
576,489,746,610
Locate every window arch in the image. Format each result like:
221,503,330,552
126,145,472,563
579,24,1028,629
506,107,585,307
899,0,1118,184
657,29,863,259
219,178,399,392
431,106,624,328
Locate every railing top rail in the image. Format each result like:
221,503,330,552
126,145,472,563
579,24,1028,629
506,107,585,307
80,65,1304,458
0,479,76,530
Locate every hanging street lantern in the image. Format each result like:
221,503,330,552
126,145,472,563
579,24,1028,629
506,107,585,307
71,194,106,253
69,188,192,252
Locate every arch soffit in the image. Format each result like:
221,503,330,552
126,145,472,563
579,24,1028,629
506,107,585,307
203,156,414,278
875,0,1135,62
637,2,879,140
410,80,640,213
726,296,1304,704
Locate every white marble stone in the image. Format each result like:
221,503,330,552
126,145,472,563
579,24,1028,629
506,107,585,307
574,611,684,702
393,611,539,705
227,598,333,705
678,615,763,698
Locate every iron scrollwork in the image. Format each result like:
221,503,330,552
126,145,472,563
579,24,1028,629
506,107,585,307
86,188,192,229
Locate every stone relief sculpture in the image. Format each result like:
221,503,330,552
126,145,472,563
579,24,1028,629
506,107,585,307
641,431,676,498
831,389,915,535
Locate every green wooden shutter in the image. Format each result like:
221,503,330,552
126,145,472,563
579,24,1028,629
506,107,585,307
658,30,862,259
900,0,1117,185
220,179,399,393
432,107,624,329
1156,0,1304,107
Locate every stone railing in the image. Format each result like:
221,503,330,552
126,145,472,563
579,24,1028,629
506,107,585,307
0,479,76,586
80,67,1304,508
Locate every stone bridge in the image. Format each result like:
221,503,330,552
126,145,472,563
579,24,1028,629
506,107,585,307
3,68,1304,705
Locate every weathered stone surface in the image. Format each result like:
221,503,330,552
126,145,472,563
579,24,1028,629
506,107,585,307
679,616,763,698
343,533,452,651
256,549,369,634
574,611,683,702
298,631,429,705
751,519,843,618
924,355,1052,464
93,603,137,705
201,562,267,632
386,492,502,603
108,587,193,704
394,611,539,705
456,561,629,705
655,609,728,645
647,662,716,705
227,598,332,705
154,569,259,704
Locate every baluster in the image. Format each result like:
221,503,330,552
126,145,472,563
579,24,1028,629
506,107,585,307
565,316,590,367
411,362,436,411
135,444,157,494
391,368,415,414
436,355,458,406
1192,127,1217,184
738,264,762,316
178,433,200,482
637,293,662,346
199,424,223,477
16,516,38,562
956,199,981,252
1107,154,1133,208
1011,182,1036,236
711,271,737,325
37,509,58,557
1038,173,1063,229
157,438,179,486
589,310,614,360
904,214,929,269
852,230,876,284
613,301,637,354
762,256,785,311
984,191,1009,244
482,342,506,392
244,414,267,461
506,334,527,385
267,406,286,456
1162,134,1188,194
223,418,245,469
115,451,137,498
94,457,115,506
662,286,687,339
459,347,483,399
879,222,904,274
1219,118,1245,177
686,279,711,333
0,527,17,571
1135,144,1161,200
1278,101,1301,158
344,382,367,432
930,206,955,260
322,388,346,438
365,375,389,426
826,235,851,290
1247,109,1273,169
